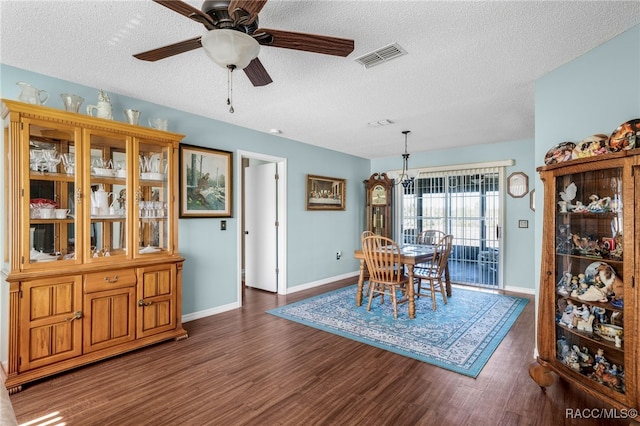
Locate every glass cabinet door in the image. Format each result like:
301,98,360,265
135,139,171,256
84,129,130,262
554,166,626,394
22,118,81,268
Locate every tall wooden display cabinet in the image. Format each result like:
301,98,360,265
1,100,188,393
529,149,639,421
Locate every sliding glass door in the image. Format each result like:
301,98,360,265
400,167,503,288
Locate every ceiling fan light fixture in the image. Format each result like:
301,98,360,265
201,29,260,69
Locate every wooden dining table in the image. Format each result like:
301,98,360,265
353,244,451,319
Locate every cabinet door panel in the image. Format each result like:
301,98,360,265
134,140,172,257
20,276,82,371
85,129,131,262
142,268,172,297
84,287,136,353
137,265,176,338
21,118,83,269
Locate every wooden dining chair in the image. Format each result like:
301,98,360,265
360,230,375,294
414,230,452,295
413,234,453,311
416,229,446,245
362,235,410,318
361,230,375,240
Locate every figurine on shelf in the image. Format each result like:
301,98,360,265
610,311,623,326
575,304,595,332
575,304,588,320
559,182,577,205
572,345,594,367
592,362,621,389
577,315,595,332
558,200,569,213
559,300,576,328
586,194,611,212
557,271,573,295
563,349,581,371
571,201,589,213
609,233,623,260
596,262,624,300
555,225,573,254
576,284,608,303
557,337,570,359
571,233,603,257
570,275,580,293
598,196,611,211
593,306,607,324
572,276,590,298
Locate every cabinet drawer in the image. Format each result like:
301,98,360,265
84,269,137,293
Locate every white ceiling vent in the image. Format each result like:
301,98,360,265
355,43,407,68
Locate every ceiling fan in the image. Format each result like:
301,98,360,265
133,0,355,87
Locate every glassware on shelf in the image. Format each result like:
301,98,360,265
60,93,84,112
92,157,114,176
29,149,44,171
114,159,127,178
61,153,75,174
139,153,167,180
42,149,61,173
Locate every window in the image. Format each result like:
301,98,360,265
399,167,503,288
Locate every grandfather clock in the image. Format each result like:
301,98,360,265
364,172,393,238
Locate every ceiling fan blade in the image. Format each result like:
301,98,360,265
133,37,202,62
228,0,268,25
253,28,354,57
153,0,216,29
243,58,273,87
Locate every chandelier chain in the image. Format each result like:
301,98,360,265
398,130,413,188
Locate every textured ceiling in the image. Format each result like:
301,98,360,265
1,1,639,159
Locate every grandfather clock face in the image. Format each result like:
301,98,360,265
371,184,387,205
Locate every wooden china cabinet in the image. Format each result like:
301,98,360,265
1,100,188,393
364,172,393,239
529,149,639,420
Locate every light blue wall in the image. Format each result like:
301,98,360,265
371,138,537,291
1,64,370,316
534,24,640,296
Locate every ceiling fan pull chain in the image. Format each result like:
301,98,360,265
227,65,235,113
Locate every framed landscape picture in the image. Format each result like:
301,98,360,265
306,174,346,211
179,144,232,218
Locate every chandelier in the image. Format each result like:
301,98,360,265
396,130,415,188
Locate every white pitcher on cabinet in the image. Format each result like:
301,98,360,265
86,90,113,120
17,82,49,105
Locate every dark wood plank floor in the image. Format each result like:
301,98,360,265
8,280,630,426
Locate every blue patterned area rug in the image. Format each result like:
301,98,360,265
267,285,528,378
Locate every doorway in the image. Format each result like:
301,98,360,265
238,151,287,301
399,166,504,289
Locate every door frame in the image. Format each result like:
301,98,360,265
237,150,287,302
391,160,512,289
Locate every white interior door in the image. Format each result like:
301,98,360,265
245,162,278,292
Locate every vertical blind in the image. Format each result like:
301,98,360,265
397,166,503,287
